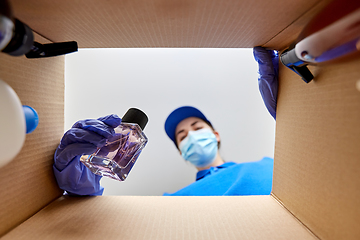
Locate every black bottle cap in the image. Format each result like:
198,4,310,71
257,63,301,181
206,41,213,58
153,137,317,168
122,108,148,130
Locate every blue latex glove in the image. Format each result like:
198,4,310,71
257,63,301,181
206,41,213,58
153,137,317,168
53,114,122,196
253,46,279,120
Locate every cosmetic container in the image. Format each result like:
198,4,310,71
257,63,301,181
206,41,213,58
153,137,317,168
81,108,148,181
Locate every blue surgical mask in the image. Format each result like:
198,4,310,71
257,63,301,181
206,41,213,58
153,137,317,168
179,128,218,168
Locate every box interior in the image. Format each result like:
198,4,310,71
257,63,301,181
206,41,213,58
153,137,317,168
1,0,359,239
11,0,331,50
0,33,64,236
274,57,360,240
2,196,317,240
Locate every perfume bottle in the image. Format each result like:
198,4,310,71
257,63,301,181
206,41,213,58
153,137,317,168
80,108,148,181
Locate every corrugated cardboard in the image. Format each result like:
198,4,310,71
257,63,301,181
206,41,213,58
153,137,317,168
2,196,317,240
11,0,329,49
273,57,360,239
263,0,333,50
1,0,359,239
0,33,64,236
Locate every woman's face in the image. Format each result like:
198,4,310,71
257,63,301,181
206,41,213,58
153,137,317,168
175,117,220,147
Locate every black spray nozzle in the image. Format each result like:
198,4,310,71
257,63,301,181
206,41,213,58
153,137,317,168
280,48,314,83
26,41,78,58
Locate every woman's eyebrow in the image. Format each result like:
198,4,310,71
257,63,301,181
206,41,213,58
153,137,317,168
191,121,199,126
176,129,185,136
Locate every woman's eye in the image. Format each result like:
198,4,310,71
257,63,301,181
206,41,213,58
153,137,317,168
195,127,203,130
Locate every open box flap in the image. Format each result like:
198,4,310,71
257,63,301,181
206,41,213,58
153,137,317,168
0,33,64,236
273,57,360,239
2,196,317,240
11,0,332,49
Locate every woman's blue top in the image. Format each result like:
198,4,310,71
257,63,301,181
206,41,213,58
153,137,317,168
163,157,273,196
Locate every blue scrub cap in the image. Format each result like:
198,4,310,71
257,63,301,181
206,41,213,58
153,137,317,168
164,106,212,146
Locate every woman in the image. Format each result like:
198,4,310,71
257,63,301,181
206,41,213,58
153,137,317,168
163,106,273,196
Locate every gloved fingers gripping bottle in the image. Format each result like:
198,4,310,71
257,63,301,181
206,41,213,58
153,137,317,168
80,108,148,181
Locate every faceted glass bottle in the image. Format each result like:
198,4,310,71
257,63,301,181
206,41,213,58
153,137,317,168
80,108,148,181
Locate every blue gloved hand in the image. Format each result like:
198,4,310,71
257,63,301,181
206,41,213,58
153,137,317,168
253,46,279,120
53,114,122,196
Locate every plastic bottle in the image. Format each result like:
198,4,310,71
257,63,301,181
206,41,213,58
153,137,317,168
0,79,39,168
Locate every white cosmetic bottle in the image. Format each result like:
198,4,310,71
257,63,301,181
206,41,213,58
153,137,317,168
0,79,38,168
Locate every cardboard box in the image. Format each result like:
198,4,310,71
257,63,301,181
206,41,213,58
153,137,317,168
1,0,359,239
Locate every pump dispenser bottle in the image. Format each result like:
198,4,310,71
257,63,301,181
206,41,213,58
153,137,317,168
81,108,148,181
